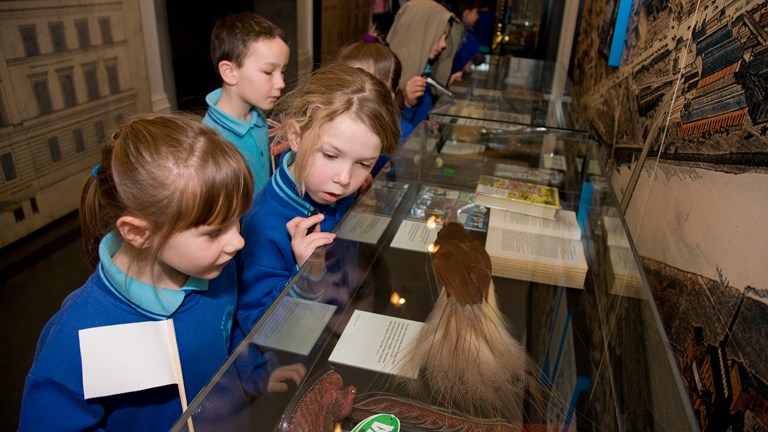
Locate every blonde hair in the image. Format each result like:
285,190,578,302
274,63,400,195
80,113,254,265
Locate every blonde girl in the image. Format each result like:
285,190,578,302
235,63,400,340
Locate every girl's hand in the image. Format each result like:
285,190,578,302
267,363,307,393
286,213,335,268
404,75,427,107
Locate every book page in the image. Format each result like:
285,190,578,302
335,211,391,244
489,208,581,240
328,310,424,378
486,228,587,268
252,297,337,355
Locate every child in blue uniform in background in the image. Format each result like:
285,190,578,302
450,1,482,85
386,0,462,134
234,63,400,340
336,33,407,181
203,12,291,194
18,114,302,431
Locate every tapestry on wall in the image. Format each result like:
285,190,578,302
571,0,768,430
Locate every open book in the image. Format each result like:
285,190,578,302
485,208,587,289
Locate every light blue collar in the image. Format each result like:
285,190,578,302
98,231,207,319
205,88,266,135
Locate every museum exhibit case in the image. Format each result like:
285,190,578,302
433,55,579,131
169,120,699,431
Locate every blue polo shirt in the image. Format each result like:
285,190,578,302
203,88,271,193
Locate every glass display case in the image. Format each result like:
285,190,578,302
433,55,580,131
170,120,698,432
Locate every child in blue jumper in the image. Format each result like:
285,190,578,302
18,114,303,431
234,63,401,339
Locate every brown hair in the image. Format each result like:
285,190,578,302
210,12,288,75
274,63,400,195
80,113,254,265
336,35,404,112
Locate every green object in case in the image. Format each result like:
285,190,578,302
350,413,400,432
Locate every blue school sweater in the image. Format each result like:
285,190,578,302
235,151,355,341
19,232,238,431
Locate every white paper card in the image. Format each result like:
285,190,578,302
335,212,391,244
79,320,178,399
329,310,424,378
252,297,337,355
389,220,440,252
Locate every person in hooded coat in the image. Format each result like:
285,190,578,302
386,0,462,139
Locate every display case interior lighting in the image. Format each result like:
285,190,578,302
390,292,406,306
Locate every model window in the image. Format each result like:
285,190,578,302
95,120,105,144
31,77,53,115
49,21,67,52
98,17,113,44
1,153,17,181
0,87,6,126
82,63,99,101
57,68,77,108
47,137,62,162
104,59,119,94
73,128,85,153
75,19,91,48
20,25,39,56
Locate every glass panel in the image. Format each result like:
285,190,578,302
432,55,578,131
170,120,697,432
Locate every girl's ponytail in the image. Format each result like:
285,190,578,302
79,131,122,266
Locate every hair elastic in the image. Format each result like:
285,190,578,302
363,34,378,43
91,163,100,179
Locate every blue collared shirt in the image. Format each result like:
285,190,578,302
202,88,270,194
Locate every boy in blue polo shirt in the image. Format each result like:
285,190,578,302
204,12,290,193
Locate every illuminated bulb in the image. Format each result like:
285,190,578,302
390,292,406,306
426,216,438,229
